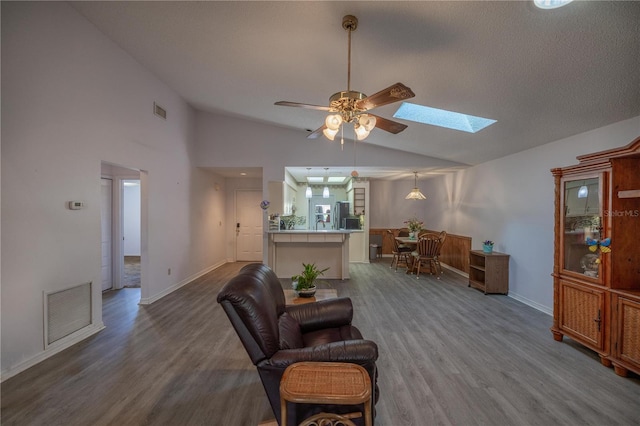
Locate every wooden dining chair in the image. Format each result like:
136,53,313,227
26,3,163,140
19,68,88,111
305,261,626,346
387,230,412,271
397,229,410,237
412,234,442,279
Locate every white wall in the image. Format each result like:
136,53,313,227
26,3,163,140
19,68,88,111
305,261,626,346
1,3,226,378
419,116,640,313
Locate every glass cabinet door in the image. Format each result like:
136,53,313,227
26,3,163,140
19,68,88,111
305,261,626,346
562,177,602,279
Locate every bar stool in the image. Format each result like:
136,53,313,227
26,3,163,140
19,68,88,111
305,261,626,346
280,362,372,426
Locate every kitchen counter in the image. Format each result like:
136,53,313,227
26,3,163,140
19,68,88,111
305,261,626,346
267,230,352,279
268,229,362,233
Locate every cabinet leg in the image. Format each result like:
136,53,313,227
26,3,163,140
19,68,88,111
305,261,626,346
551,330,563,342
613,364,629,377
599,356,612,368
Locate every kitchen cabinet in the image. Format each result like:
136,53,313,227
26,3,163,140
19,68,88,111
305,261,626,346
551,137,640,377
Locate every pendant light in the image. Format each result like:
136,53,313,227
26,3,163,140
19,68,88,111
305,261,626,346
323,168,330,198
405,171,426,200
305,167,312,198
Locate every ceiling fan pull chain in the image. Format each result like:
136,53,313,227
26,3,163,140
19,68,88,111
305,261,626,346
347,24,351,92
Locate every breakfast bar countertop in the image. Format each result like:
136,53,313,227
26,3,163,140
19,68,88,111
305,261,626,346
267,229,362,233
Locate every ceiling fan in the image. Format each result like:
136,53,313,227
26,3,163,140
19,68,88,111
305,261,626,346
275,15,415,142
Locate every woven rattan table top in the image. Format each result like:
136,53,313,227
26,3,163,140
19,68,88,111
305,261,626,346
280,362,371,405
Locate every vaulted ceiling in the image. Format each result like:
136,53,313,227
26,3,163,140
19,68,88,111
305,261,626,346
71,1,640,180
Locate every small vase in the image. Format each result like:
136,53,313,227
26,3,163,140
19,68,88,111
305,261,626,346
483,244,493,254
409,232,416,240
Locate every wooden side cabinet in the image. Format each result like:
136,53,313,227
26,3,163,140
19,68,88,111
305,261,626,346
468,250,509,295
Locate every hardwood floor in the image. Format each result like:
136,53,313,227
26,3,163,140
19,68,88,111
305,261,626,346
2,260,639,425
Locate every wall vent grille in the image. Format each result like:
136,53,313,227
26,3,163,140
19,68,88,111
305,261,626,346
45,282,92,347
153,102,167,120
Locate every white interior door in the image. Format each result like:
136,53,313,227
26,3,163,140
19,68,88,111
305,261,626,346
236,190,263,261
100,178,113,291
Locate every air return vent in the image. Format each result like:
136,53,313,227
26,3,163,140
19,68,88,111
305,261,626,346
153,102,167,120
44,282,92,347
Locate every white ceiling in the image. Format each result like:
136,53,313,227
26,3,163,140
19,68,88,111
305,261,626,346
71,1,640,182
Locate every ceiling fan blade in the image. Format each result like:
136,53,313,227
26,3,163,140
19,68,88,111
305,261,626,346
369,114,408,134
307,125,327,139
356,82,415,111
275,101,331,111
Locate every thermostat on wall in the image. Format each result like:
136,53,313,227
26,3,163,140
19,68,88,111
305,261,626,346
68,201,85,210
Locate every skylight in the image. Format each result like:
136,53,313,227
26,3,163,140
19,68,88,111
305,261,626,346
307,177,324,183
328,176,346,183
393,103,497,133
533,0,573,9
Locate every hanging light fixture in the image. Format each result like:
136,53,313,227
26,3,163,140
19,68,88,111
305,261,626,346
305,167,312,198
274,15,415,144
405,171,427,200
323,168,330,198
322,16,377,143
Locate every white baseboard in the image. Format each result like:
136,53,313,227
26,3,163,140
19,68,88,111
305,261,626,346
1,322,105,383
441,262,468,278
509,292,553,316
138,260,227,305
440,263,552,315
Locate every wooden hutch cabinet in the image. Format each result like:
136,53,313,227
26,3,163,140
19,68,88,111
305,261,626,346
551,137,640,377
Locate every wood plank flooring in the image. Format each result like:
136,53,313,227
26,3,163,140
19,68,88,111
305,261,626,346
2,260,639,425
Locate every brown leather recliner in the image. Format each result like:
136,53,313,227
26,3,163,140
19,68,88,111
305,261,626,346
217,263,379,425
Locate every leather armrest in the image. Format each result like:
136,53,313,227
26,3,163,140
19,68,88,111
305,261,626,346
285,297,353,332
267,339,378,367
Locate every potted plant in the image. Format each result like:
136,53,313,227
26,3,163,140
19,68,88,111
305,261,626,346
291,262,329,297
404,217,424,239
483,240,494,254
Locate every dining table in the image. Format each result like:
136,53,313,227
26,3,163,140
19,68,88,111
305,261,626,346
395,236,419,248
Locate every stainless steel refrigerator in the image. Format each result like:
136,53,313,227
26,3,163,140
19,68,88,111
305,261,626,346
334,201,350,230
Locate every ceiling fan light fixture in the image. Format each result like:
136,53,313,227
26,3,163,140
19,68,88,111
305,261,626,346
323,127,338,141
275,15,414,142
325,114,343,130
359,114,376,131
354,124,369,140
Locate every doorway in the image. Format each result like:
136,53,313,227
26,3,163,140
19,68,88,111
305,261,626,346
122,180,141,287
100,162,144,295
235,189,263,261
